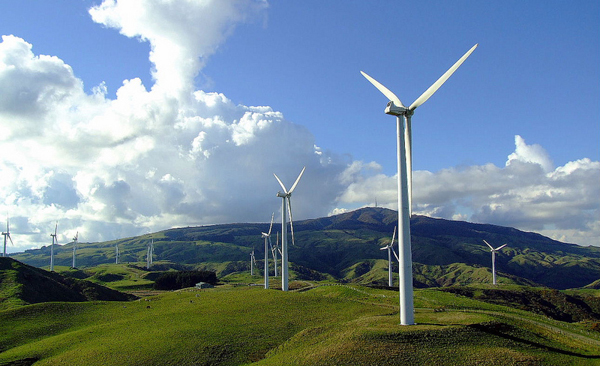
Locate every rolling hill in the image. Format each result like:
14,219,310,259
11,207,600,290
0,257,135,310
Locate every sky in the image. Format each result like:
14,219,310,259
0,0,598,253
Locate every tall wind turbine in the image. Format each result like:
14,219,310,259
483,240,507,285
50,222,58,271
261,213,274,289
380,226,398,287
115,243,120,264
274,166,305,292
72,232,78,268
2,216,14,257
361,44,478,325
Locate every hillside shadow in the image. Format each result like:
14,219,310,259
469,322,600,359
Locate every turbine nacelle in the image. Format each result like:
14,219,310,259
276,191,288,198
384,101,407,116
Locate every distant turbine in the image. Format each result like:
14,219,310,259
361,44,478,325
261,213,275,289
115,243,120,264
483,240,508,285
270,232,279,277
2,216,14,257
72,232,78,268
50,222,58,271
380,226,398,287
274,166,305,291
250,248,257,276
146,239,154,269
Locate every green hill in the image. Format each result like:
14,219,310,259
0,257,135,310
2,284,600,365
11,207,600,289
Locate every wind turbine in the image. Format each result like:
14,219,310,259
115,243,120,264
72,232,78,268
2,216,14,257
380,226,399,287
50,222,58,271
146,239,154,269
261,213,274,289
250,248,257,276
270,232,279,277
483,240,507,285
274,166,305,292
361,44,478,325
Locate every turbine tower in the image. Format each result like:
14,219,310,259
115,243,120,264
361,44,478,325
2,216,14,257
274,166,305,292
146,239,154,269
50,222,58,271
72,232,78,268
484,240,507,285
250,248,257,276
380,226,398,287
271,232,279,277
261,213,275,289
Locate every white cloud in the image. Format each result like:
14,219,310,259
335,137,600,246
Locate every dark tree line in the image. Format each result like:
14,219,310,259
153,270,217,290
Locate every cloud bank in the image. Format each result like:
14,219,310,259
0,0,598,253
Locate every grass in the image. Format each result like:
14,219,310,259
2,284,600,365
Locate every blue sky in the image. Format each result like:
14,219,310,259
0,0,598,251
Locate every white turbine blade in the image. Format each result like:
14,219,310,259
409,44,478,110
54,222,58,236
391,226,397,246
268,212,274,236
288,167,306,194
287,198,296,246
360,71,405,108
483,240,494,250
496,244,508,250
273,173,288,193
391,246,400,262
380,246,388,251
8,234,13,246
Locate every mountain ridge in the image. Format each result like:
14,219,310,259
11,207,600,290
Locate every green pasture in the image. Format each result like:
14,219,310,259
2,284,600,365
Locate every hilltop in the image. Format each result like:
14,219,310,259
12,207,600,290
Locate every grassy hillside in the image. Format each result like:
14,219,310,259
11,207,600,289
2,284,600,365
0,258,135,310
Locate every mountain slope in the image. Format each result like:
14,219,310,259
12,207,600,289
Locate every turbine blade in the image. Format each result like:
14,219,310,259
268,212,274,235
391,247,400,262
409,44,478,110
289,167,306,194
496,244,508,250
273,173,288,193
8,234,13,246
483,240,494,250
360,71,405,108
391,226,397,246
287,198,296,246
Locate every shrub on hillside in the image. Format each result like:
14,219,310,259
153,270,217,290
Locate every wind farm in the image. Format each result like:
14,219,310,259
0,1,598,365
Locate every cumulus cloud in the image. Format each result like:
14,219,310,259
336,137,600,246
